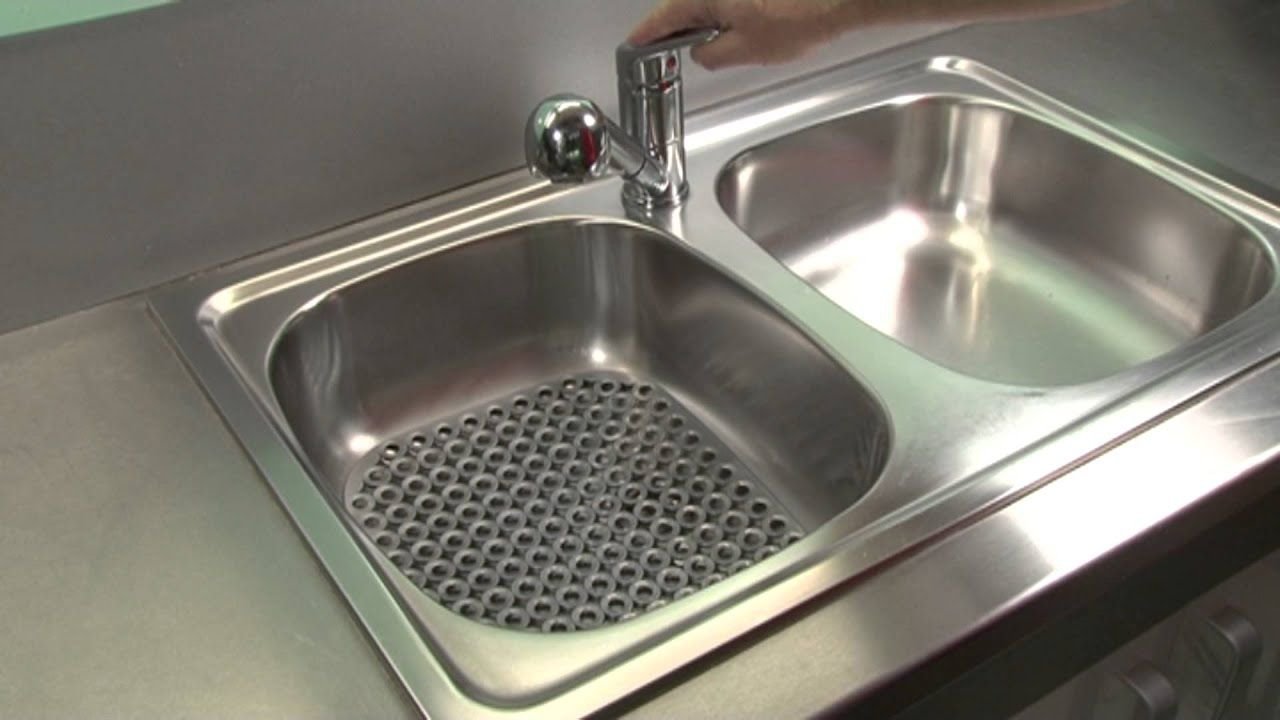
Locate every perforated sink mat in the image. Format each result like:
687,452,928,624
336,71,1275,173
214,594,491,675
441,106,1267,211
344,372,805,632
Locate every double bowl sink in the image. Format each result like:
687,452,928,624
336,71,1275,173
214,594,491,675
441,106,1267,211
152,56,1280,717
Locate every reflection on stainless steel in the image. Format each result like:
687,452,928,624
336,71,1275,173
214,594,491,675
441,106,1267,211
150,55,1280,719
526,29,718,209
1010,413,1245,570
717,97,1274,386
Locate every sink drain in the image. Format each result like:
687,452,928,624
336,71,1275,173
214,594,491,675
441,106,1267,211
345,372,804,632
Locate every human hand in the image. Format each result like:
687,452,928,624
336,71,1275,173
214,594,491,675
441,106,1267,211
627,0,855,71
628,0,1130,71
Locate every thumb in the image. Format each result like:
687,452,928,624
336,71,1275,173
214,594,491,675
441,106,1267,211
627,0,717,45
689,31,753,70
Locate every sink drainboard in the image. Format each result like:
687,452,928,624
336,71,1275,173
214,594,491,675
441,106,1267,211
344,371,805,632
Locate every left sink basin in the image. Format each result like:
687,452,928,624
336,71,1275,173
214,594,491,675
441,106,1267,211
261,217,888,702
271,217,887,617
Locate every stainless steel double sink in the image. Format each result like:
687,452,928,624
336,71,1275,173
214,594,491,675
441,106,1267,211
152,56,1280,718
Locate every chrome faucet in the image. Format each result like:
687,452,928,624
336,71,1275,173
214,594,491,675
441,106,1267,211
524,29,719,210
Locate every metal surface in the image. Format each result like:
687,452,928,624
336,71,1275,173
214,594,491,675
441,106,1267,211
717,97,1272,386
525,96,671,198
614,28,719,208
256,216,884,704
340,371,806,631
151,54,1280,719
526,29,718,209
623,352,1280,719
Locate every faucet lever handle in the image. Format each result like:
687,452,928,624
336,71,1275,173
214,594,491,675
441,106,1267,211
615,27,720,88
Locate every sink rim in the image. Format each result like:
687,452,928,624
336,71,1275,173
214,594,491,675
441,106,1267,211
149,55,1280,718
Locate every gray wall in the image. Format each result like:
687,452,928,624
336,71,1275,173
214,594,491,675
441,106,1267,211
0,1,945,333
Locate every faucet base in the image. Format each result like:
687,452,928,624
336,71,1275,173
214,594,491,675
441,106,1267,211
623,179,689,211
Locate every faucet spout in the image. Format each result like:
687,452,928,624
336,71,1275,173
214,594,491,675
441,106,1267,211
524,95,672,198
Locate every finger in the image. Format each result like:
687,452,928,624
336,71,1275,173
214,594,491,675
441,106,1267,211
627,0,717,45
688,30,753,70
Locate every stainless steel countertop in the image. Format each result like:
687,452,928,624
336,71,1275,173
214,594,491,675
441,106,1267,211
2,1,1278,717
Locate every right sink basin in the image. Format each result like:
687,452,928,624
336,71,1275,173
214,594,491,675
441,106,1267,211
716,95,1274,386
